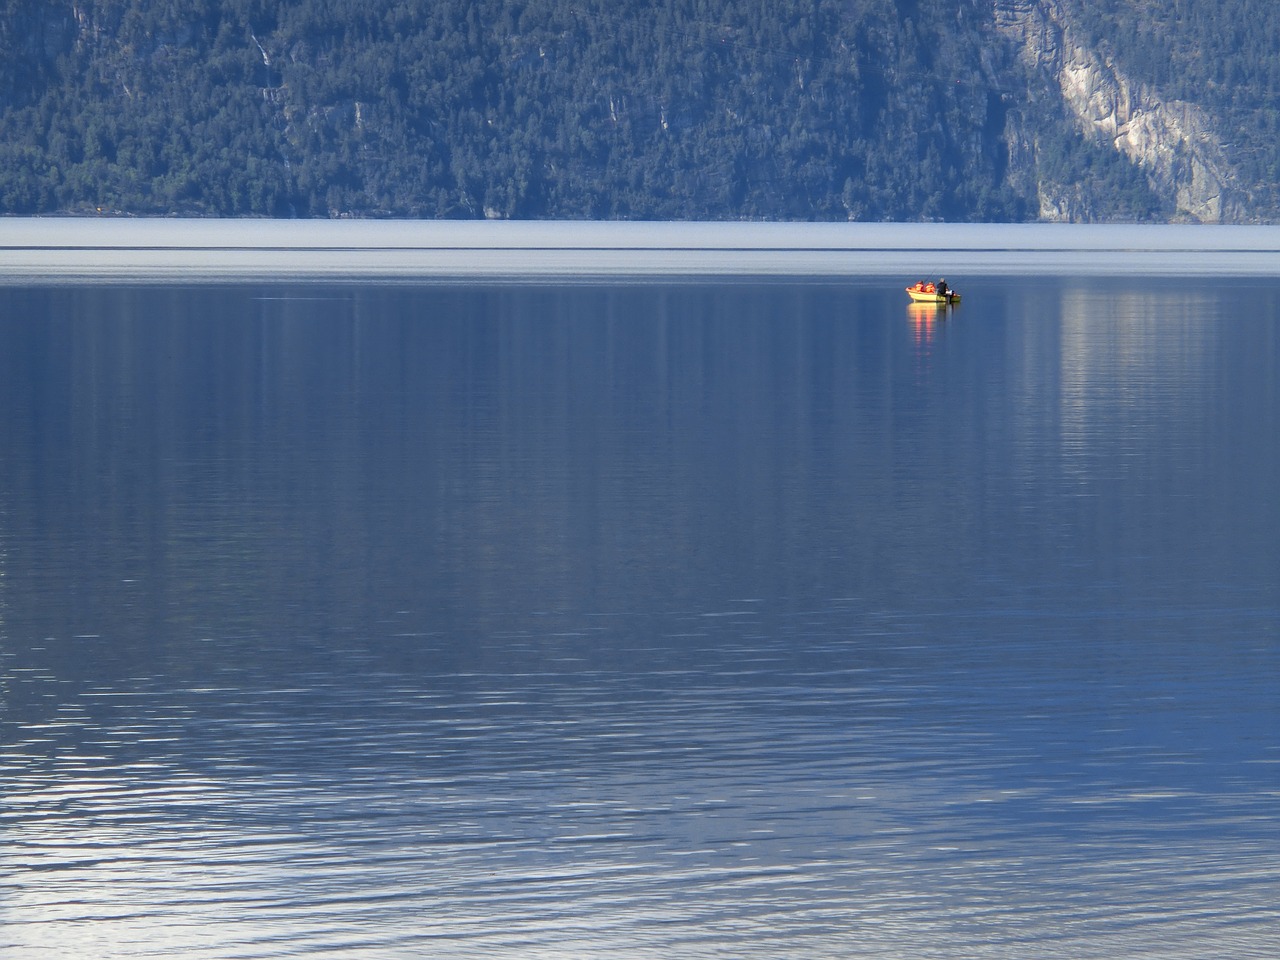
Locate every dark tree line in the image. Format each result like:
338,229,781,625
0,0,1264,220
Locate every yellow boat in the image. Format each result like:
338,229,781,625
905,285,960,304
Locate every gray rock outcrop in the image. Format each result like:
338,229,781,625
996,0,1240,222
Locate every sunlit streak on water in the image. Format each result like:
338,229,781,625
3,600,1278,958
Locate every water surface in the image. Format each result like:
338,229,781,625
5,220,1280,278
1,273,1277,958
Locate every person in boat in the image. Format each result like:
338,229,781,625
937,278,949,297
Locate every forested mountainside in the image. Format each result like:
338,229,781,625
0,0,1273,221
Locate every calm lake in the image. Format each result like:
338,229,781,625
2,263,1278,957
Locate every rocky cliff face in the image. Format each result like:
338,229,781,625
996,0,1240,222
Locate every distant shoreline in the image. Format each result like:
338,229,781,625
4,219,1280,281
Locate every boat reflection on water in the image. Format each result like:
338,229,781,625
907,300,948,346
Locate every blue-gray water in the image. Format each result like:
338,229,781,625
1,274,1277,958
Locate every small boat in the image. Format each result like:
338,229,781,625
906,281,960,304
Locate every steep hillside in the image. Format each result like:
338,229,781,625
1062,0,1280,214
0,0,1271,221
